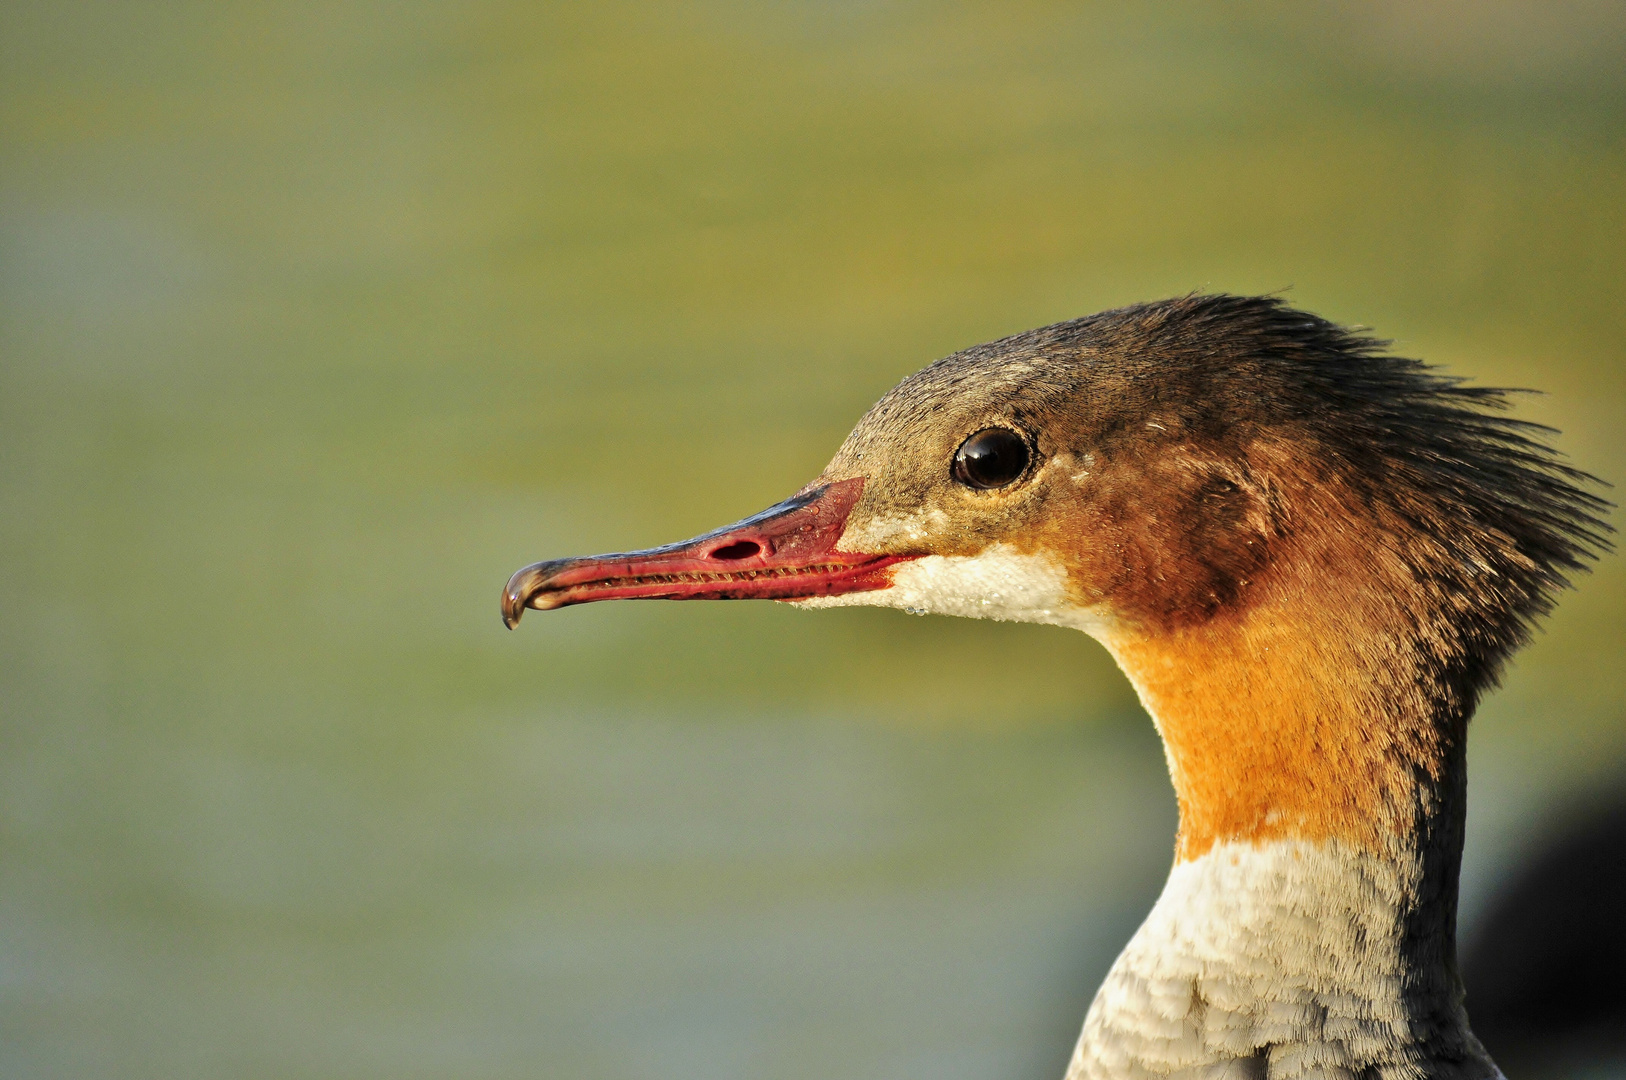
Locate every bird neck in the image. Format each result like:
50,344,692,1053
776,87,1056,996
1066,834,1495,1079
1073,567,1501,1076
1107,590,1465,862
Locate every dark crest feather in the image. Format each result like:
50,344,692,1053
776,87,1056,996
1073,294,1612,681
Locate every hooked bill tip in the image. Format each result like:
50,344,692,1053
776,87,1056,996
502,563,551,629
501,589,525,629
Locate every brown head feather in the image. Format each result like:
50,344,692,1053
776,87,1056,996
824,294,1611,855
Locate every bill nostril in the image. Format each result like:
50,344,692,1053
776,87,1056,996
709,540,762,560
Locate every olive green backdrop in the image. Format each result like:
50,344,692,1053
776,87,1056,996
2,3,1622,1078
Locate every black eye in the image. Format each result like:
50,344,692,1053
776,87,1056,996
952,428,1031,490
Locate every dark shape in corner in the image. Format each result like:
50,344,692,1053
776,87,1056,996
1463,793,1626,1075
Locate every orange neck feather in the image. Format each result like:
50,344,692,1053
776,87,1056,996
1104,556,1459,862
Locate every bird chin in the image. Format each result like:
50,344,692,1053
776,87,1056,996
790,545,1113,635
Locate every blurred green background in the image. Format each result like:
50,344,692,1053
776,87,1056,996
2,2,1623,1078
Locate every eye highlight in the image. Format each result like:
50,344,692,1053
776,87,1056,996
952,428,1031,490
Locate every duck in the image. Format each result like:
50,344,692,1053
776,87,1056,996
502,294,1609,1080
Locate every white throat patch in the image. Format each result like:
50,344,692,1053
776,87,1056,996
792,543,1109,633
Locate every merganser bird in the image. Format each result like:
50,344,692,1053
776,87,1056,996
502,295,1609,1079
